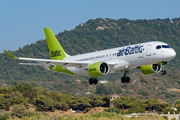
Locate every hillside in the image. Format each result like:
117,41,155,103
1,17,180,103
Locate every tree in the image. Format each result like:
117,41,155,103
174,99,180,111
36,95,55,112
111,96,130,110
144,98,168,112
11,91,25,104
11,105,27,118
96,84,109,95
56,102,69,111
50,90,61,102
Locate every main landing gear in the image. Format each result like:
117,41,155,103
121,71,130,83
89,78,98,85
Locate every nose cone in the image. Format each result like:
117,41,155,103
166,49,176,60
172,49,176,58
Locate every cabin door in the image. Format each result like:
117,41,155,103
146,45,151,56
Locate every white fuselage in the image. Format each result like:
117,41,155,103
61,41,176,75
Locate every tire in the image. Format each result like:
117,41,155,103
161,71,164,75
94,78,98,84
161,70,167,75
89,78,94,84
121,77,126,83
164,71,167,75
126,77,130,83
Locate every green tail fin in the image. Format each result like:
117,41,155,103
44,28,67,60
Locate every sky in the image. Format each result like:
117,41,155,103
0,0,180,53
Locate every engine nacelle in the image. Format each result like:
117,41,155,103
88,62,110,77
140,63,162,75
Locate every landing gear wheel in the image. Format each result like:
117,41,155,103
164,71,167,75
121,77,130,83
161,70,167,75
126,77,130,83
121,77,126,83
89,78,98,84
93,78,98,84
89,78,94,85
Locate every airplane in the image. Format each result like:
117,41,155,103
4,28,176,84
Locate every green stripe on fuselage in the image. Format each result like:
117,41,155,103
49,65,77,75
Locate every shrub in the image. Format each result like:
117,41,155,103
35,111,44,116
0,112,11,120
4,100,11,111
25,109,35,117
36,95,55,111
104,107,121,114
84,108,92,113
11,105,27,118
138,90,149,96
162,107,177,114
161,116,168,120
50,114,58,120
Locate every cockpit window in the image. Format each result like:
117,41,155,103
156,45,172,49
162,45,171,48
168,45,172,48
156,45,161,49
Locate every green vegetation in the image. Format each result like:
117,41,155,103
0,112,11,120
0,84,178,112
6,112,166,120
138,90,149,96
0,83,179,119
0,83,109,113
104,107,121,114
174,99,180,111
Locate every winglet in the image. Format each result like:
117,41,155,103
4,50,16,59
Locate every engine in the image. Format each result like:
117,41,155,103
140,63,162,75
88,62,110,77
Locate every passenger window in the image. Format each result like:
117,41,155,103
156,45,161,49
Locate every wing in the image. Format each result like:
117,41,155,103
4,50,116,68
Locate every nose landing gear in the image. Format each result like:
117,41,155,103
89,78,98,85
161,70,167,75
161,63,167,75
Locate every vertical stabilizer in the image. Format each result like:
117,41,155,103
44,28,67,60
